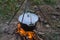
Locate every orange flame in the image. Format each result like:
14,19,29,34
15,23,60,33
16,23,35,40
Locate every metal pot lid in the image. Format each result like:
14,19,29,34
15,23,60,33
18,12,38,26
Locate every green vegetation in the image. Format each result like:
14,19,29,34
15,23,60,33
0,0,57,20
31,0,56,5
43,0,56,5
0,0,21,20
31,0,43,5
